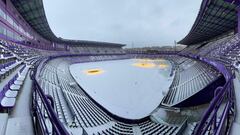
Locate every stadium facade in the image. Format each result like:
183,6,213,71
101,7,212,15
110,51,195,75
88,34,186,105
0,0,239,135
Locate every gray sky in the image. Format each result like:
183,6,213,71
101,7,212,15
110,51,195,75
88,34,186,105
43,0,202,47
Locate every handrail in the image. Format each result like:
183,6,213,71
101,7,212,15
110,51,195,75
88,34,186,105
180,54,235,135
31,52,235,135
129,52,235,135
32,58,70,135
31,54,129,134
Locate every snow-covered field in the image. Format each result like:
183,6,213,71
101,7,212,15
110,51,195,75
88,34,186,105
69,59,173,119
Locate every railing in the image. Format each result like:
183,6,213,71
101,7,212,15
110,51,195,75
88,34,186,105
30,54,129,134
30,52,235,135
31,58,70,135
185,54,235,135
131,52,235,135
174,53,234,134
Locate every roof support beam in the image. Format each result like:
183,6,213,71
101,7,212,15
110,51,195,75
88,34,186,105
224,0,240,33
179,0,237,45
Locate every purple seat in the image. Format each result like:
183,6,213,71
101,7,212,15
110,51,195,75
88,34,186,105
0,84,16,108
4,85,18,98
1,97,16,108
9,77,21,91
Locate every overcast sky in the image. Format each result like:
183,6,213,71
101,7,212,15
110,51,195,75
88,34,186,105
43,0,202,47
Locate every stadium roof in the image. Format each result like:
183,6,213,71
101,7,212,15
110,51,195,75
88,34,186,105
178,0,238,45
11,0,125,47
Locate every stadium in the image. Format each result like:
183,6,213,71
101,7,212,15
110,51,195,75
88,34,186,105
0,0,238,135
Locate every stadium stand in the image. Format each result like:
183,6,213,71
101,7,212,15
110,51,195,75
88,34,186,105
161,57,221,107
0,0,238,135
35,56,187,135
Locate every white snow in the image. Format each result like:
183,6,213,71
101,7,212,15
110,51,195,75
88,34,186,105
69,59,173,120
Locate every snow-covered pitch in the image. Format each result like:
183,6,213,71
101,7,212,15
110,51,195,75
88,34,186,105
69,59,173,119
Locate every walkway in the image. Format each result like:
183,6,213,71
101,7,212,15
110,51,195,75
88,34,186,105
5,72,34,135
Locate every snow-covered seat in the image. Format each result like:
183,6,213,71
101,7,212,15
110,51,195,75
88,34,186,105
20,70,28,77
8,75,22,91
1,67,8,73
10,84,21,91
14,80,23,85
5,90,18,98
0,70,6,75
5,66,12,71
17,65,29,81
17,75,25,81
5,63,14,70
1,97,16,107
9,63,16,68
9,62,18,69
